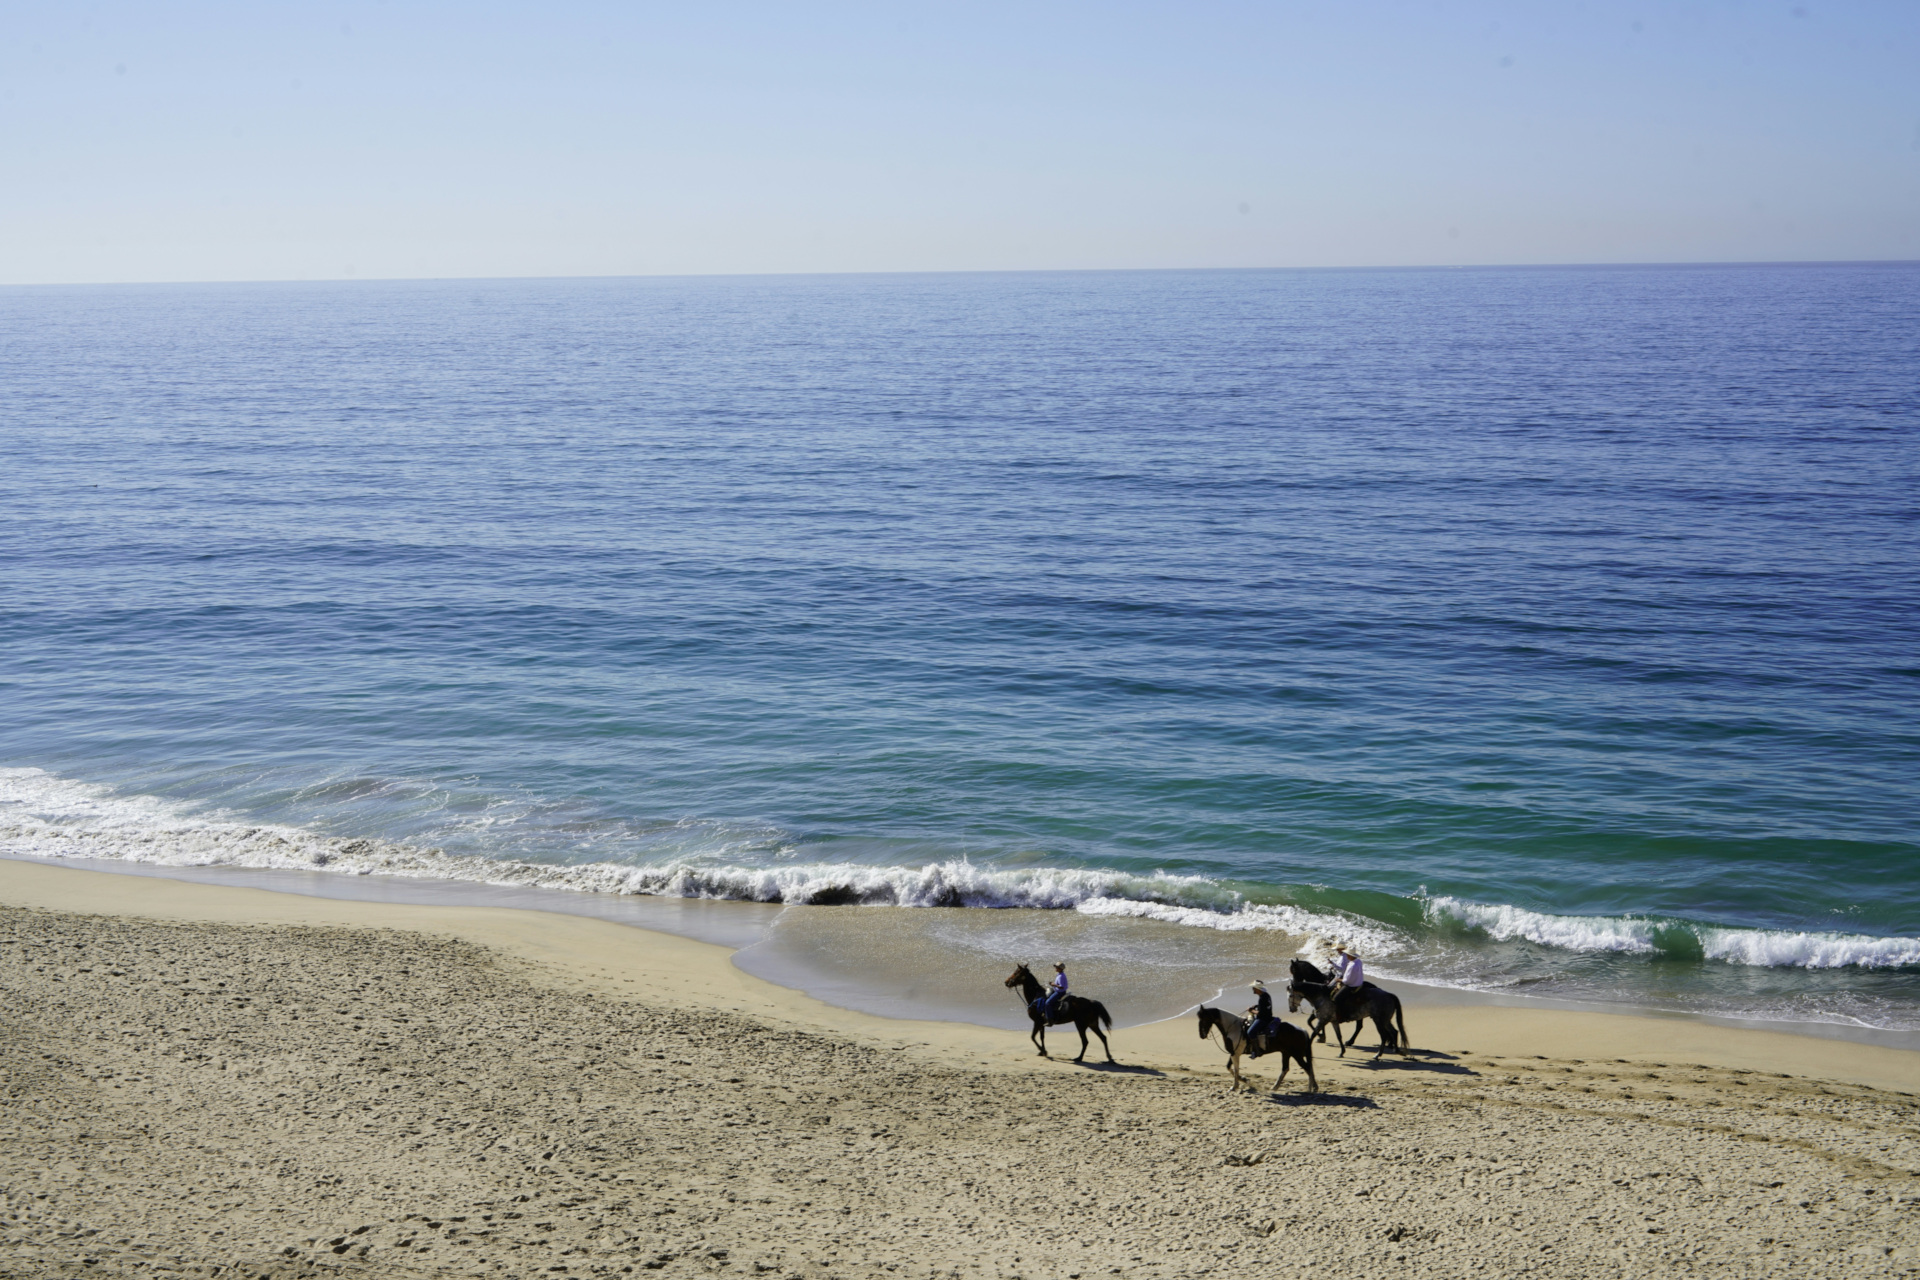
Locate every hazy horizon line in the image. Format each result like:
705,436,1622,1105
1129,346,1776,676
8,257,1920,291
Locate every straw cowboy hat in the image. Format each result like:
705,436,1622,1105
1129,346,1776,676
1250,979,1267,992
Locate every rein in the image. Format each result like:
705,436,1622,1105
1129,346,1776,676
1009,970,1048,1012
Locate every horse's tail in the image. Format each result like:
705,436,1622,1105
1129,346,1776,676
1393,998,1410,1051
1091,1000,1113,1032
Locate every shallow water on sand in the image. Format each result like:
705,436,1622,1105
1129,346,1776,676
733,903,1302,1031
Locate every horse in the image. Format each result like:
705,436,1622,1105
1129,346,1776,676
1287,978,1409,1060
1004,964,1115,1063
1290,957,1334,988
1288,957,1381,1042
1196,1006,1316,1094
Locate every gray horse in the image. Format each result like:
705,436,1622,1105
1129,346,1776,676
1287,978,1409,1060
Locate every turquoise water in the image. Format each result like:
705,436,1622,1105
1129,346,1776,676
3,265,1917,1031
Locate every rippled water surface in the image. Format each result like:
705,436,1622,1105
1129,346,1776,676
3,265,1917,1030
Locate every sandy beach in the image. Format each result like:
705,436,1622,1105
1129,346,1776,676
4,858,1918,1280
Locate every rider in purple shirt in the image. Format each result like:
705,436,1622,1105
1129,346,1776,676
1331,944,1364,1002
1042,962,1069,1018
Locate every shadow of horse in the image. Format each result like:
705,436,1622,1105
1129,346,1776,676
1073,1061,1165,1076
1260,1090,1378,1109
1359,1049,1479,1076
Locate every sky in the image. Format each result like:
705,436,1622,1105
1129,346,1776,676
3,2,1917,284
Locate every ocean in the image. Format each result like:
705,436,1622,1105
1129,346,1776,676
3,264,1917,1039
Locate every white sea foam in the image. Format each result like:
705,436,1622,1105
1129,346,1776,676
0,768,1381,945
1426,897,1660,954
1425,895,1920,971
1072,896,1402,956
1693,927,1920,970
8,769,1912,971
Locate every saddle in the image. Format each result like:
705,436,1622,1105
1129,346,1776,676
1032,997,1071,1025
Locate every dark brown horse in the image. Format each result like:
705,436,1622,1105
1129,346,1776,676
1196,1006,1316,1094
1004,964,1115,1063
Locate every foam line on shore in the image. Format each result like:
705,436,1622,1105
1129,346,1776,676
6,767,1917,974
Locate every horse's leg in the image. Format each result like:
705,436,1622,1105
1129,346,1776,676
1334,1016,1353,1058
1300,1050,1318,1094
1378,1000,1409,1055
1031,1016,1049,1058
1092,1023,1115,1063
1228,1047,1246,1092
1073,1018,1089,1064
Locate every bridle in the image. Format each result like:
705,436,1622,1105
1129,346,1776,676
1006,965,1039,1008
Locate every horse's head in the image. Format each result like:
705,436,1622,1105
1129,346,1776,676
1004,964,1032,990
1196,1006,1216,1041
1286,987,1303,1012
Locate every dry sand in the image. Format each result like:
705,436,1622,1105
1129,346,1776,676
3,858,1919,1280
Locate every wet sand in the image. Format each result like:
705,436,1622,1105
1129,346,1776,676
4,858,1919,1279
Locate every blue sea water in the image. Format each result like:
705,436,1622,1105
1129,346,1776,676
3,264,1918,1031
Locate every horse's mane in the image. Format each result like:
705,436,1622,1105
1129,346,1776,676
1198,1005,1246,1042
1007,964,1046,1000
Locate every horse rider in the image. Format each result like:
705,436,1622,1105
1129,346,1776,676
1041,962,1069,1020
1245,979,1275,1041
1330,943,1364,1014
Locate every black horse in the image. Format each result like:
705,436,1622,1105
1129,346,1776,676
1196,1006,1316,1094
1004,964,1115,1063
1289,957,1338,988
1287,977,1409,1060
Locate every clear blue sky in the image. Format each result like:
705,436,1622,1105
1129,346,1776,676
4,2,1917,283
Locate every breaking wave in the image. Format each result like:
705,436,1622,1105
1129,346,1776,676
7,769,1913,973
0,768,1377,945
1425,896,1920,971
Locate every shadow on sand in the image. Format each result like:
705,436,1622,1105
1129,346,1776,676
1345,1046,1478,1076
1070,1060,1166,1077
1253,1089,1378,1109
